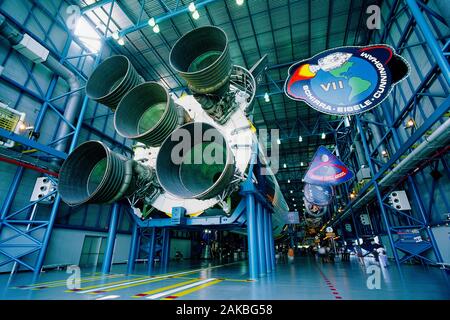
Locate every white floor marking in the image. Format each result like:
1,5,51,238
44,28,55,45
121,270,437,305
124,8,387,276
96,295,120,300
77,263,232,294
146,278,217,300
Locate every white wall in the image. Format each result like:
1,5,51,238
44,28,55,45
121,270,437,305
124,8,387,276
44,228,131,267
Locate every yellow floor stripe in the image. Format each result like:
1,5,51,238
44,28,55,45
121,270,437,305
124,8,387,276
86,270,204,294
162,279,223,300
132,278,201,298
64,276,151,292
87,277,171,294
173,275,254,283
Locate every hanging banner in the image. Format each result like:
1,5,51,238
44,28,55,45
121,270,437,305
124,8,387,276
284,44,409,115
303,183,333,206
304,146,354,185
280,211,300,224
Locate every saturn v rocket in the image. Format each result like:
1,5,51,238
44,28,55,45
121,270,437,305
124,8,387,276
57,26,289,237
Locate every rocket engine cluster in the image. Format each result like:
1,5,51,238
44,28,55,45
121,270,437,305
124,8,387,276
57,26,289,234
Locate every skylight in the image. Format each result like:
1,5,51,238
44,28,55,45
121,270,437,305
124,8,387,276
74,16,102,53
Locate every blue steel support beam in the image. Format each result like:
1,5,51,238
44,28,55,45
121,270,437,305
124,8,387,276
263,207,272,273
147,228,156,275
161,228,170,272
267,210,276,271
127,221,139,274
405,0,450,86
356,116,401,268
245,191,259,280
101,203,120,274
0,128,67,160
381,104,444,264
256,201,267,276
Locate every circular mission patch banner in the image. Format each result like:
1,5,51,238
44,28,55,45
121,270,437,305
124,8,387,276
284,44,409,116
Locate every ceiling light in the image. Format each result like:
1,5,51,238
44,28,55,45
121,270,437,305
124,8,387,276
321,132,326,139
300,162,304,166
192,10,200,20
381,150,388,157
112,31,119,40
299,135,303,142
153,24,160,33
283,163,287,168
294,204,297,207
117,38,125,46
276,138,281,145
148,18,156,27
287,179,291,183
188,2,196,12
264,92,270,102
290,190,293,194
292,198,295,201
405,118,415,128
236,0,245,5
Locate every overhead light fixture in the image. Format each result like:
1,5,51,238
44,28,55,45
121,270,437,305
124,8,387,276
236,0,245,5
192,10,200,20
264,92,270,102
298,135,303,142
117,38,125,46
290,190,293,194
287,179,291,183
381,149,388,157
276,138,281,145
300,162,304,166
321,132,326,139
349,192,356,199
405,118,415,128
292,198,295,201
112,31,119,40
153,25,160,33
148,17,156,27
294,204,297,207
188,2,196,12
283,163,287,168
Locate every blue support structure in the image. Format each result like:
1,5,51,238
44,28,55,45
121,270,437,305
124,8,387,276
263,207,272,273
245,190,259,280
147,228,156,275
127,221,139,274
102,203,120,274
256,201,267,276
268,209,276,271
161,228,170,272
355,116,401,268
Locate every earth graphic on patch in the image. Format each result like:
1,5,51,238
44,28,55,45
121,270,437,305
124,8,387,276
309,56,378,105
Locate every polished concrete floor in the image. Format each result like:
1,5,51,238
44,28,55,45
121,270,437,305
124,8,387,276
0,256,449,300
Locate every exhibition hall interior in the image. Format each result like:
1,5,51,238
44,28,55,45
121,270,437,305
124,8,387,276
0,0,449,301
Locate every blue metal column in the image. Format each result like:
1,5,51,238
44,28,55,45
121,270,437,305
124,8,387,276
101,203,120,274
356,116,401,268
245,192,259,279
267,210,276,271
161,228,170,272
256,201,267,276
263,207,272,273
381,104,444,264
147,228,156,275
405,0,450,86
127,222,139,274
